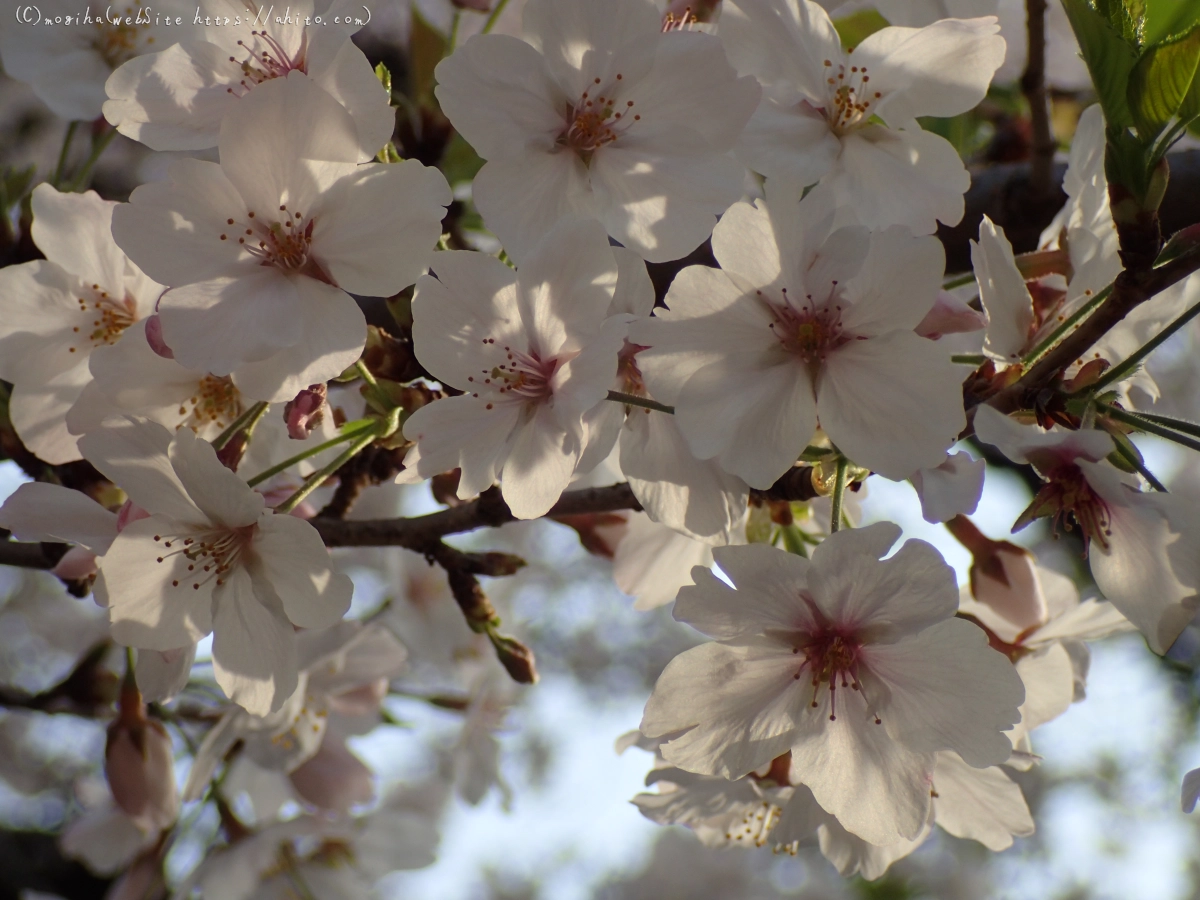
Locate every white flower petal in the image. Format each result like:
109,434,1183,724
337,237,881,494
252,514,353,629
933,751,1033,851
211,566,299,716
0,482,118,554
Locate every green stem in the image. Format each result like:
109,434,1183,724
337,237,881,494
952,354,985,365
273,429,381,514
1100,403,1200,455
1020,284,1111,367
1108,434,1167,491
482,0,511,33
1124,410,1200,441
829,456,849,534
212,402,269,450
447,9,462,51
67,128,119,192
245,421,378,488
942,272,976,289
779,524,809,557
356,359,391,409
607,390,674,415
1083,298,1200,395
53,122,79,188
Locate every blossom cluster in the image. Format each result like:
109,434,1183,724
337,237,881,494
0,0,1198,891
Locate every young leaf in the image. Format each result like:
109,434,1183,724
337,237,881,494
1062,0,1139,128
1127,24,1200,140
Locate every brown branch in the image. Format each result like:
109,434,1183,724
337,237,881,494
1021,0,1056,198
983,236,1200,417
0,539,62,570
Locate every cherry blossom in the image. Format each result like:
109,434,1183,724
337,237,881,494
631,194,964,487
183,621,406,810
0,184,163,463
81,418,353,715
0,0,193,120
720,0,1005,232
974,405,1200,654
398,217,629,519
103,0,394,157
910,451,986,523
433,0,760,262
640,525,1024,844
111,71,450,402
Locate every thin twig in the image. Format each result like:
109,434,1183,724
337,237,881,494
1021,0,1056,198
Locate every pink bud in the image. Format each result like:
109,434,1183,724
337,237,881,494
972,545,1048,636
915,291,986,340
105,701,179,833
52,545,100,580
143,314,175,359
284,383,328,440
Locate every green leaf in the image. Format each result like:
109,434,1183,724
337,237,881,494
1094,0,1146,47
1062,0,1139,128
409,9,447,105
1180,49,1200,123
1128,23,1200,139
441,132,485,185
832,9,888,49
1143,0,1200,45
374,61,393,99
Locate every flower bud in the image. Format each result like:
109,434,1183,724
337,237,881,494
946,515,1047,634
284,383,328,440
143,314,175,359
488,630,539,684
105,681,179,833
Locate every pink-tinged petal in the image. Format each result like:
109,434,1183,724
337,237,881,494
736,99,842,187
621,410,749,542
933,751,1033,851
518,217,619,355
136,645,197,704
911,452,985,524
433,34,566,161
54,547,101,581
915,290,987,339
78,419,203,525
642,640,806,779
103,41,241,151
808,526,959,638
838,227,945,337
313,160,450,297
1010,642,1074,741
866,618,1024,767
305,26,396,159
288,738,375,813
252,514,352,629
676,355,816,489
400,395,518,500
112,158,256,287
677,546,812,640
589,125,746,263
501,403,580,519
0,482,118,554
612,514,714,611
411,254,523,390
817,331,964,480
972,405,1111,467
228,279,366,403
218,71,361,218
632,30,760,151
973,217,1036,362
817,814,930,880
633,265,774,405
522,0,661,98
789,691,935,844
0,261,98,383
157,272,305,377
610,247,655,317
831,127,970,233
8,364,91,465
862,18,1006,123
472,151,595,266
710,200,784,294
167,428,263,528
31,185,125,291
961,546,1048,641
210,565,299,716
100,517,215,651
1083,467,1200,655
720,0,843,103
